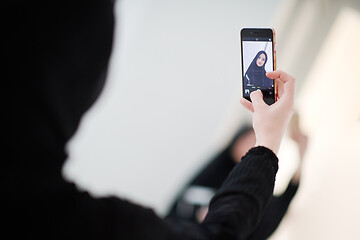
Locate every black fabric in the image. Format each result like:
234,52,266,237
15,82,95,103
166,127,299,240
9,2,280,239
248,182,299,240
244,51,272,87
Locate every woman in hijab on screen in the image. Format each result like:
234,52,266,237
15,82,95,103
244,50,273,88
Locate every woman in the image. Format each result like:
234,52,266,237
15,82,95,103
166,113,307,239
244,50,273,88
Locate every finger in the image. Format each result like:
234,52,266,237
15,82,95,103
275,79,284,99
266,70,290,82
268,70,295,101
250,90,267,111
268,70,295,88
282,76,295,101
240,98,254,112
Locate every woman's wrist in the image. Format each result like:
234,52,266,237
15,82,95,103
255,140,279,155
254,130,282,155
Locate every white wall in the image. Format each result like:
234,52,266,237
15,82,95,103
270,6,360,240
63,0,282,215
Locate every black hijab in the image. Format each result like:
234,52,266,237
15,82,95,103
244,50,272,87
9,2,117,238
11,0,115,204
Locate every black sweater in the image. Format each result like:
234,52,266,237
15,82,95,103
166,132,299,239
8,2,279,239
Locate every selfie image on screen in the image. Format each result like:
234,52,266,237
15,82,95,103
242,40,274,98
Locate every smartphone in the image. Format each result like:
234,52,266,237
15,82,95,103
240,28,276,105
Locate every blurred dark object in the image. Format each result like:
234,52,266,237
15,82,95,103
166,125,300,240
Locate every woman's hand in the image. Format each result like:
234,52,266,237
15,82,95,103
240,70,295,154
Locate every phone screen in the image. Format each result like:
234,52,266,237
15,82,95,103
241,28,275,105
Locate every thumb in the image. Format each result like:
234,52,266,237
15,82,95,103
250,90,267,111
